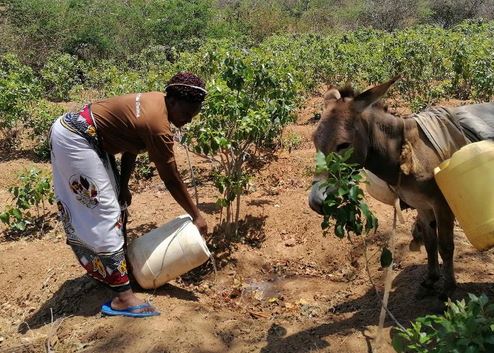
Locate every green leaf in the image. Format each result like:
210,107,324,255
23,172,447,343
380,247,393,267
11,208,22,220
315,151,328,172
349,185,359,201
341,147,354,161
0,212,10,224
321,219,329,229
335,224,345,238
14,220,26,231
391,333,407,353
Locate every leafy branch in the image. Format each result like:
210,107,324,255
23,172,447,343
315,149,378,238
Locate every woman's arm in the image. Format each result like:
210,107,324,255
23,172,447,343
156,161,208,235
119,152,137,206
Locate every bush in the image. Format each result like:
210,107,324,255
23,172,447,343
281,130,302,153
0,53,42,147
0,168,54,234
25,99,65,160
134,153,156,180
393,293,494,353
429,0,493,28
2,0,69,65
139,0,214,50
360,0,430,31
41,53,82,102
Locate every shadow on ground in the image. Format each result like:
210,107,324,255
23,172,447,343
19,276,200,334
142,282,200,302
125,221,158,240
0,142,41,163
258,265,494,353
247,199,273,207
18,275,110,333
1,214,57,243
197,201,221,215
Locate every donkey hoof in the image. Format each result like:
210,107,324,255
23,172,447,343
421,276,440,288
415,283,436,299
408,239,422,252
438,292,449,302
438,285,457,302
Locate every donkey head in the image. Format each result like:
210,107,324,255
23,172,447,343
308,77,399,214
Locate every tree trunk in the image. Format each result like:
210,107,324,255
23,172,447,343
226,203,233,235
234,194,241,235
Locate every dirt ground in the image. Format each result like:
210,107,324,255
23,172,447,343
1,94,493,353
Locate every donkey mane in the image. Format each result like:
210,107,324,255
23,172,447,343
338,85,357,98
337,84,387,111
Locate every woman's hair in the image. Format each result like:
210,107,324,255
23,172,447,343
165,72,207,103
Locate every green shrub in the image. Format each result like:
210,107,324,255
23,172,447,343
2,0,69,65
0,53,42,147
83,59,171,97
41,53,82,102
145,0,214,49
134,153,156,180
281,130,302,153
393,293,494,353
25,99,65,160
471,54,494,102
0,168,54,234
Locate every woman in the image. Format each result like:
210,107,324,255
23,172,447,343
50,72,208,317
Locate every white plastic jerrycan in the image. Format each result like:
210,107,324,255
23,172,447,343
362,169,396,206
127,214,211,289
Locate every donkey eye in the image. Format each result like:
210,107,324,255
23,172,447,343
336,143,351,152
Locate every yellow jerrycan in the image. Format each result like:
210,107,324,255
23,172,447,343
434,140,494,250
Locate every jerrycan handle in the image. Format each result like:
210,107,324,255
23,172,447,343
434,158,450,176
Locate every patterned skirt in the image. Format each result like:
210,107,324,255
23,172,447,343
50,112,130,292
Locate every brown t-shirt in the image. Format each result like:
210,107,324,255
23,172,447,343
91,92,175,168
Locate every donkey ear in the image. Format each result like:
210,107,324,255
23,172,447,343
323,88,341,107
353,76,400,113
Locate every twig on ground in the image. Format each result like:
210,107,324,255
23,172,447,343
248,310,270,319
44,313,68,353
41,269,56,289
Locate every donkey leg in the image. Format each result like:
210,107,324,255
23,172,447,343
416,209,440,293
434,207,456,299
409,216,425,252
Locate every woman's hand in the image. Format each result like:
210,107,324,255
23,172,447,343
118,187,132,208
193,215,208,236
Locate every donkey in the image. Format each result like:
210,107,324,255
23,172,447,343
308,77,494,298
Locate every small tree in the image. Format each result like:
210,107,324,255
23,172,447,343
0,168,54,234
184,51,297,234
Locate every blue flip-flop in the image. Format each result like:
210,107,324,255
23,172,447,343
101,301,160,318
